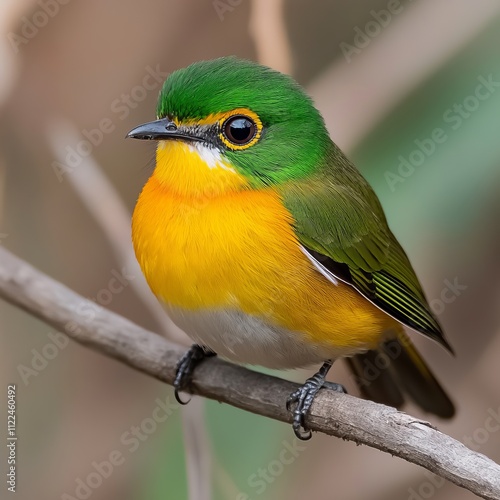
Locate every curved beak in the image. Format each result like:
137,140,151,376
126,118,204,142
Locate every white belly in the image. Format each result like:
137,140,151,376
164,304,356,369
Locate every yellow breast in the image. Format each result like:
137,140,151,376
132,140,396,351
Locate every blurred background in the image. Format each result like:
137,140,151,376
1,0,500,499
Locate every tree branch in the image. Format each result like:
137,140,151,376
1,246,499,500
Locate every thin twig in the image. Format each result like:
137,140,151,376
1,246,499,500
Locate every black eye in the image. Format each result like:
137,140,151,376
223,115,257,145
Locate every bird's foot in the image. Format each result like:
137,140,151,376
286,361,346,440
174,344,215,404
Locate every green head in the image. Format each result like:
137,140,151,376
127,57,331,188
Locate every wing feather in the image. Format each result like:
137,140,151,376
280,169,452,352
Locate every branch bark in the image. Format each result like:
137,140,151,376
1,246,499,500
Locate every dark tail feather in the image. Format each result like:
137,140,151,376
346,332,455,419
346,352,405,408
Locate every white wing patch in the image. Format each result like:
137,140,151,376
301,245,339,286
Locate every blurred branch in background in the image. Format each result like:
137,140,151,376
249,0,292,75
0,155,5,228
181,397,212,500
309,0,500,150
0,0,27,107
1,246,500,500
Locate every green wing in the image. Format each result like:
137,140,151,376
280,168,451,352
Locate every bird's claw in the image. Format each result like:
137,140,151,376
174,345,214,404
286,368,346,440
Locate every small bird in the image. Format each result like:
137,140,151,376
128,57,455,439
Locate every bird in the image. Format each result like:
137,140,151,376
127,56,455,439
